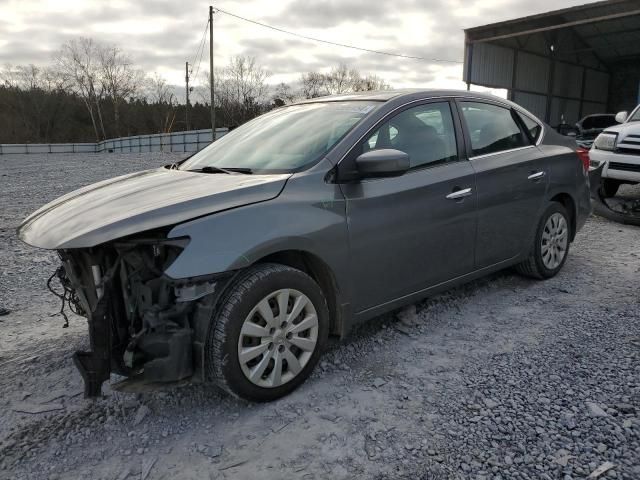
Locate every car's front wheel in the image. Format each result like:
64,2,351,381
206,263,329,402
516,202,571,280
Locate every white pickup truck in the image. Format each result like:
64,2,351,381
590,105,640,197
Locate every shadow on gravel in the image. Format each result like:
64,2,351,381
324,269,517,355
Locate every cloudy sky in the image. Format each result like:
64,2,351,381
1,0,595,93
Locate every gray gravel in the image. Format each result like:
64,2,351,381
0,153,638,480
604,183,640,217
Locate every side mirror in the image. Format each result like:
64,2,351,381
355,149,410,178
615,111,628,123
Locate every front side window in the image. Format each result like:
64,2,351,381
460,102,530,156
362,102,458,169
180,101,379,173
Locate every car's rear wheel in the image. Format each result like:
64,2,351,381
206,263,329,402
516,202,571,280
600,178,621,198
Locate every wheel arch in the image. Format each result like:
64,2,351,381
252,250,344,338
549,192,577,241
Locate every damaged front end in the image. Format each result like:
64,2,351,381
55,234,222,397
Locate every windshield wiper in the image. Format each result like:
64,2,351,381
187,166,232,174
220,167,253,174
186,166,253,174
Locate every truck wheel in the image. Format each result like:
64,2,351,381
206,263,329,402
599,179,621,198
516,202,571,280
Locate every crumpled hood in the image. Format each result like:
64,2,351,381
18,167,291,249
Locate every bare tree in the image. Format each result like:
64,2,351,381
354,74,391,92
1,63,66,91
145,74,177,133
145,73,175,104
324,63,360,95
300,64,391,98
99,46,145,136
272,82,296,106
225,56,270,113
300,71,325,99
55,38,106,141
199,56,271,126
0,63,69,141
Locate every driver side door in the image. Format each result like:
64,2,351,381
339,100,477,313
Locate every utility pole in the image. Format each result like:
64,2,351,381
209,6,216,139
185,61,190,131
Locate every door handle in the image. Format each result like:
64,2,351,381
528,171,546,181
446,188,473,200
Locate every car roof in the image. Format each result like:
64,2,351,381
292,88,504,104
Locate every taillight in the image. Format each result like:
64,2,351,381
576,147,590,172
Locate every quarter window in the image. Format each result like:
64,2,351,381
460,102,530,156
517,112,543,143
362,102,458,169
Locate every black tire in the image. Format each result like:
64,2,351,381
515,202,571,280
599,178,621,198
206,263,329,402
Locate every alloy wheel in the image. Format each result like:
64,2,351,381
237,288,319,388
541,212,568,270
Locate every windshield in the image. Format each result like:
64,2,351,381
628,106,640,123
582,115,617,130
180,101,379,173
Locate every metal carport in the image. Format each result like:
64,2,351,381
463,0,640,126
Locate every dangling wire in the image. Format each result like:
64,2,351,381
47,266,85,328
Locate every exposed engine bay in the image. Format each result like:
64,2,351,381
51,234,223,397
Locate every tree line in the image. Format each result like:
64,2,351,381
0,37,390,144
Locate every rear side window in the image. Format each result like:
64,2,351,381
460,102,530,156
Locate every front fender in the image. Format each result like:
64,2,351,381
163,166,349,297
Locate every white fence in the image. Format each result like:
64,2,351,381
0,128,229,155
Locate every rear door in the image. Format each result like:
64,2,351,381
456,100,548,268
340,100,477,312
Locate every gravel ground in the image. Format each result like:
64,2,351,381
0,153,638,480
604,184,640,217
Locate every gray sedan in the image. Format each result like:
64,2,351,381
18,89,591,401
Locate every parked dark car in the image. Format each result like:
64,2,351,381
575,113,619,148
18,90,592,401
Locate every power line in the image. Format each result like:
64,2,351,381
212,6,463,64
190,18,210,78
192,18,209,82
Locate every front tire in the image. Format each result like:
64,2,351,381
206,263,329,402
516,202,571,280
600,178,621,198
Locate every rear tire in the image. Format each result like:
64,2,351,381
516,202,571,280
599,178,621,198
206,263,329,402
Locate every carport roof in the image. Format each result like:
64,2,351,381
465,0,640,66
